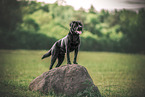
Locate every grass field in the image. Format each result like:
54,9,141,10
0,50,145,97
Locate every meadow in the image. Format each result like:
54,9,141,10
0,50,145,97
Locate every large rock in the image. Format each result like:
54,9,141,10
29,64,101,96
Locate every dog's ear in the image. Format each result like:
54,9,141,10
69,22,73,27
77,21,83,27
69,21,76,27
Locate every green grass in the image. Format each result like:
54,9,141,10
0,50,145,97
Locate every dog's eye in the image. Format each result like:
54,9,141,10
78,27,82,31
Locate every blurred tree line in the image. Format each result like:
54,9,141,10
0,0,145,53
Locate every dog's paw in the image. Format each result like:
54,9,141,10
67,62,72,65
73,62,78,64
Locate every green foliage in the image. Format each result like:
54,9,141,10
0,0,22,31
0,30,56,49
89,5,97,14
21,16,40,32
1,0,145,53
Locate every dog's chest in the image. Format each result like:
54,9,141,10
69,35,80,50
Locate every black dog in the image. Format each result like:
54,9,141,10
42,21,83,70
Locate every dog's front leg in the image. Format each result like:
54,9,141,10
73,47,78,64
66,47,71,64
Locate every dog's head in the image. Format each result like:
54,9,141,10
69,21,83,35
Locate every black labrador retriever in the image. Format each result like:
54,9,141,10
42,21,83,70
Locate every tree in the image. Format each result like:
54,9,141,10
89,5,96,14
0,0,22,31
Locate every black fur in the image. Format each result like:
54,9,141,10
42,21,83,70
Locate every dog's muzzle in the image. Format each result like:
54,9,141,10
76,31,82,35
76,27,82,35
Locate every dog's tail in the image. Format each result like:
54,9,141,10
41,50,51,59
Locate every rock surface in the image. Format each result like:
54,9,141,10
29,64,101,96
